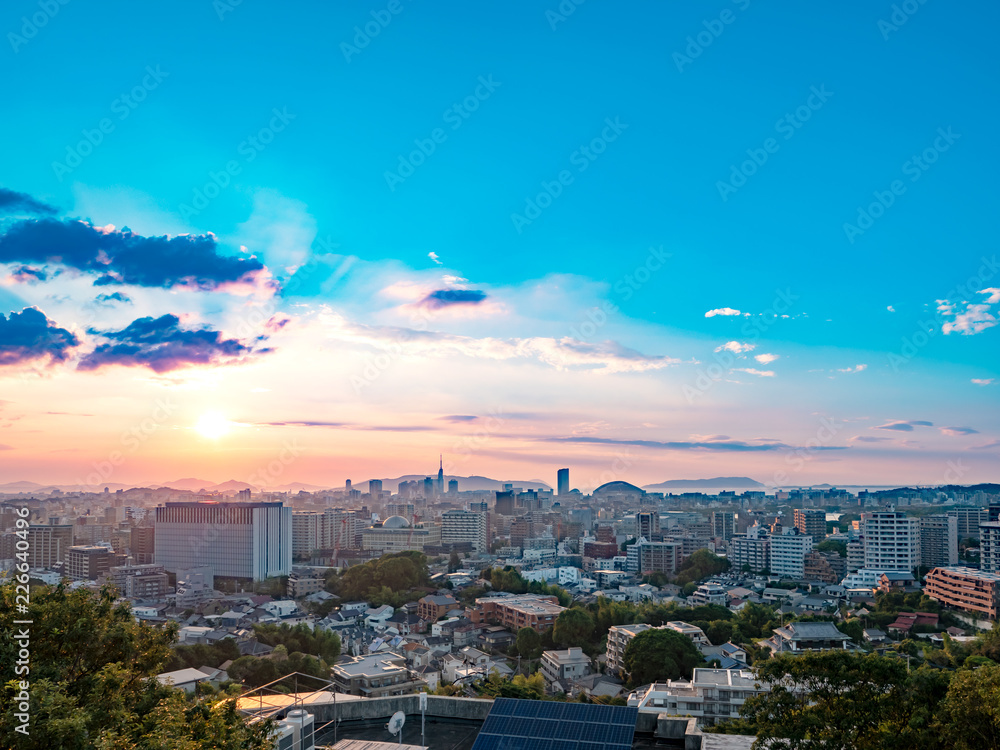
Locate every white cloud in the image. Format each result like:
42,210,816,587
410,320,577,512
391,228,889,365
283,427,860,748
428,252,443,265
715,341,755,354
886,305,895,312
938,288,1000,335
705,307,744,318
972,378,996,386
836,364,867,373
733,368,775,377
754,353,779,364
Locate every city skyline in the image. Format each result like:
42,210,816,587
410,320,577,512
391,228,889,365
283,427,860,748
1,2,998,489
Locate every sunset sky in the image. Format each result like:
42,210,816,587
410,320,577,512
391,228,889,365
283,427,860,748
0,1,997,490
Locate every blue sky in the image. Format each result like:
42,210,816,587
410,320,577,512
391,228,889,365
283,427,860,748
0,0,997,488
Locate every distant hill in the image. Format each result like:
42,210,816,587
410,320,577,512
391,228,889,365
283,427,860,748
156,478,217,492
643,476,765,490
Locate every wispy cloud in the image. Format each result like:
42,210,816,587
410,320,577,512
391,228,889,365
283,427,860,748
428,252,443,265
938,288,1000,335
940,426,979,437
0,188,57,215
543,435,847,453
754,353,779,364
875,420,933,432
734,367,775,377
972,378,996,386
837,364,867,373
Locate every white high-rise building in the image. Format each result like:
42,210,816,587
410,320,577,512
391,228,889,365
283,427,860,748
981,521,1000,574
770,528,813,578
919,514,958,568
441,509,489,553
292,511,322,556
862,507,920,572
154,501,292,581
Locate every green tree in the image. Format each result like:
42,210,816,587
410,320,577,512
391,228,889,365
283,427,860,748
622,628,702,687
675,549,730,586
936,663,1000,749
448,550,461,572
0,583,272,749
721,651,945,750
552,608,595,648
815,539,847,557
516,627,542,660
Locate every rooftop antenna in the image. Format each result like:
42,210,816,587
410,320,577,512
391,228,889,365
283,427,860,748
386,711,406,745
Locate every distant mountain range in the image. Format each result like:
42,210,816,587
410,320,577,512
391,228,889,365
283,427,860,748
0,474,553,495
643,476,766,490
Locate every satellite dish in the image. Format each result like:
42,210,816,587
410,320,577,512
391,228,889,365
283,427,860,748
387,711,406,736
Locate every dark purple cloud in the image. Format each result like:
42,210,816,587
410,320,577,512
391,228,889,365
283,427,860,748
0,188,57,215
420,289,487,309
0,307,79,366
95,292,132,305
0,218,266,291
78,314,264,373
543,436,848,453
8,265,48,283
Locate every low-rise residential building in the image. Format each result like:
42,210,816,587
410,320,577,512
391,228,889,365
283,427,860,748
688,583,727,607
664,621,710,648
627,669,767,726
607,623,655,678
417,593,459,622
925,566,1000,619
331,652,425,697
471,594,565,631
763,621,853,654
540,647,592,689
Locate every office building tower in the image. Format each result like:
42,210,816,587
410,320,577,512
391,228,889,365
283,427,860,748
920,514,959,568
436,456,444,497
423,477,434,498
369,479,383,495
449,479,459,494
637,511,660,540
949,507,989,540
793,509,826,543
27,523,74,569
442,509,489,553
862,507,920,572
712,511,736,541
557,468,569,496
495,491,515,516
131,525,155,564
153,501,292,581
67,545,118,581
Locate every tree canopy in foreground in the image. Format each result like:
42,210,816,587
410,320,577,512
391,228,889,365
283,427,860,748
0,583,272,749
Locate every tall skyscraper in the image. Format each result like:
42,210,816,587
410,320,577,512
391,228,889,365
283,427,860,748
557,468,569,496
436,455,445,497
369,479,383,495
154,501,292,581
448,479,459,494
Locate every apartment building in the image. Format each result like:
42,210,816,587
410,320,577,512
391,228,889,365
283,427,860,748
540,647,592,687
770,528,813,578
331,653,425,697
793,509,826,543
919,515,959,568
862,508,920,572
728,524,770,572
925,566,1000,619
472,594,564,631
607,623,655,677
627,669,766,726
441,509,489,553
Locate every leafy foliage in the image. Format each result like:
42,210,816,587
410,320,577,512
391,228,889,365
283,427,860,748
335,551,431,606
674,549,730,586
163,638,241,672
622,628,702,687
0,583,272,749
482,567,572,606
552,608,595,648
516,627,542,660
252,623,340,662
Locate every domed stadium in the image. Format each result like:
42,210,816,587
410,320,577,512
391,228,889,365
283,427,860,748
382,515,410,528
592,481,645,495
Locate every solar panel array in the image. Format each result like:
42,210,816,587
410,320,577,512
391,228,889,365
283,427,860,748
471,698,639,750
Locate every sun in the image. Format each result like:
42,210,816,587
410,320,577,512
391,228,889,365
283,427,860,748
194,412,231,440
